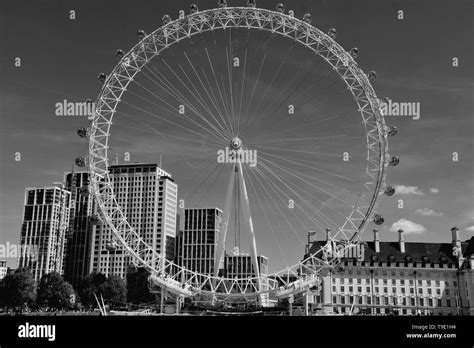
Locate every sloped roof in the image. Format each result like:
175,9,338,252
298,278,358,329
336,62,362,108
305,236,474,263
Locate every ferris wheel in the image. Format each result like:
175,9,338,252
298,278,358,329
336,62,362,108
84,1,399,303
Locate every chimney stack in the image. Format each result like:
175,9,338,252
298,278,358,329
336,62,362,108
451,227,464,265
325,228,331,241
451,226,460,245
373,229,380,253
398,229,405,253
306,231,317,254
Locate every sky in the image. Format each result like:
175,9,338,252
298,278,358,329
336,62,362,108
0,0,473,271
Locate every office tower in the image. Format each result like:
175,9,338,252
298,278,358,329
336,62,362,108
175,208,222,279
19,186,71,282
63,171,95,288
90,163,177,279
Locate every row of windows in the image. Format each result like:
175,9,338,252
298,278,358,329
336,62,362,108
339,269,457,278
332,307,456,315
332,295,456,308
332,277,456,287
333,285,453,296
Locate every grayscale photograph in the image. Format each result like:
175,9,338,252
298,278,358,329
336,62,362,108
0,0,473,346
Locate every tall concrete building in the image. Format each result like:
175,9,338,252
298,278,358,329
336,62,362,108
0,260,7,280
63,171,95,288
19,186,71,282
175,208,222,279
90,163,178,279
224,252,270,306
301,227,474,315
224,253,268,281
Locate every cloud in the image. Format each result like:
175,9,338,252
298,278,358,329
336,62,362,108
390,219,426,235
430,188,439,194
394,185,424,195
465,226,474,232
415,208,443,217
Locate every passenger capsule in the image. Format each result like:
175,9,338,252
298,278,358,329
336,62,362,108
115,49,124,59
105,242,115,251
382,97,390,104
373,214,384,225
387,126,398,137
75,156,86,167
97,73,106,83
276,3,285,13
189,4,199,14
368,71,377,82
328,28,337,39
90,215,101,225
384,186,395,196
137,30,146,40
106,239,117,251
303,13,312,24
78,187,89,196
162,14,172,25
388,155,400,167
77,127,87,138
218,0,227,8
247,0,256,8
350,47,359,59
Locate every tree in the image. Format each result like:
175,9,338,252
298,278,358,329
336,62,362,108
78,272,106,308
3,268,36,313
37,272,75,310
126,267,154,305
99,275,127,309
